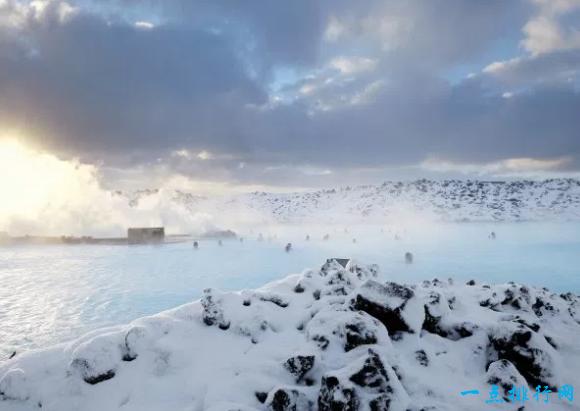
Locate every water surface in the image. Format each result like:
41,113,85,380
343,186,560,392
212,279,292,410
1,222,579,356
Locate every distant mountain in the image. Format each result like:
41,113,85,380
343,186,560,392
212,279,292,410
116,179,580,223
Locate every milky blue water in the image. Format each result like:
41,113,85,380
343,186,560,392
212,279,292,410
1,222,579,357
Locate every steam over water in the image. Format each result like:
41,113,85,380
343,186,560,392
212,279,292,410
1,222,579,357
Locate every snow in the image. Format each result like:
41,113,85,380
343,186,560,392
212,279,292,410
1,259,580,411
123,178,580,225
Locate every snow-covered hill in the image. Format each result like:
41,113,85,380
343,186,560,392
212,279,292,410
1,260,579,411
119,179,580,224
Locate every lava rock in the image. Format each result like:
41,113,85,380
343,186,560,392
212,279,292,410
257,293,290,308
324,270,355,296
422,293,449,337
318,349,408,411
422,292,478,340
422,311,477,340
349,349,392,391
201,289,231,330
284,355,315,382
294,283,305,293
348,262,379,281
350,280,423,339
320,259,348,277
486,359,527,400
70,333,124,385
313,290,321,300
318,375,357,411
532,297,559,317
496,286,534,312
122,326,146,362
306,309,388,352
345,321,380,352
488,325,556,389
560,292,576,302
76,366,116,385
266,387,312,411
415,350,429,367
255,391,268,403
512,316,540,333
544,335,557,349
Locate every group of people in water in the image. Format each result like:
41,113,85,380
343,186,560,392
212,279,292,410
191,229,498,264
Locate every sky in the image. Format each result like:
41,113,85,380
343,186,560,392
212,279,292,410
0,0,579,193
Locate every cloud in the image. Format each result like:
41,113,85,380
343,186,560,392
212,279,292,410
320,0,527,67
421,156,574,177
329,56,377,75
522,0,580,55
134,21,154,29
0,0,579,190
0,0,265,163
482,50,580,86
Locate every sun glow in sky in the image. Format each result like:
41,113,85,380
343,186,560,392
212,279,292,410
0,138,102,231
0,138,256,237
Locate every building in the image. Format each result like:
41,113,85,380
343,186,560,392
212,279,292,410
127,227,165,244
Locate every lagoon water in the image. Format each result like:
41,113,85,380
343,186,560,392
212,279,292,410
1,222,579,357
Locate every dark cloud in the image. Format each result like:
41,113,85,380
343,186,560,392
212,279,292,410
0,3,266,161
326,0,529,69
0,0,579,188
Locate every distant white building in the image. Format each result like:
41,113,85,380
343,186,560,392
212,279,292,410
127,227,165,244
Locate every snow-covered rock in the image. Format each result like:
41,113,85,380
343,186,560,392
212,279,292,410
0,369,29,401
1,260,580,410
350,281,424,339
485,359,527,400
318,348,409,411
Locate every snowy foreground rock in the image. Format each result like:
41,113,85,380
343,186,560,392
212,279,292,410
1,260,580,411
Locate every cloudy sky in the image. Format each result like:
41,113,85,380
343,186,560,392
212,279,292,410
0,0,579,192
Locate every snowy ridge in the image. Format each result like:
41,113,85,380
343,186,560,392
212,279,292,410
241,179,580,223
1,260,580,410
122,179,580,223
